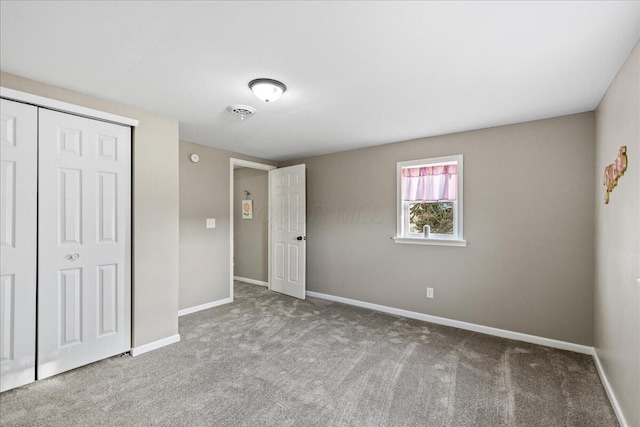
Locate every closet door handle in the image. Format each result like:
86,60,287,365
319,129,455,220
69,253,80,261
296,236,306,241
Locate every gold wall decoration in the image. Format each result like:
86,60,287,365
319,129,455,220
603,146,628,204
241,199,253,219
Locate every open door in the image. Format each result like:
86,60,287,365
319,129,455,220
269,164,306,299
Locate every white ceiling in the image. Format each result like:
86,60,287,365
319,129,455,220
1,1,639,160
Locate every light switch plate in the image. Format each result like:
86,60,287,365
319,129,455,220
206,218,216,228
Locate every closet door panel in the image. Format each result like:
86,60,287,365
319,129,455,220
38,109,131,379
0,99,37,392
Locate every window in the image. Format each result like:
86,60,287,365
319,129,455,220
393,155,466,246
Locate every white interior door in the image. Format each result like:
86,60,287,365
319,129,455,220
38,109,131,379
269,164,306,299
0,99,37,392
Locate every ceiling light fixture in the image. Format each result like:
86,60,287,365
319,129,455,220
248,78,287,103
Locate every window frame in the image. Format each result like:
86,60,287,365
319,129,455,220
393,155,467,247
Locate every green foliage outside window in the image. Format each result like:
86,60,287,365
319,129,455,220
409,202,454,234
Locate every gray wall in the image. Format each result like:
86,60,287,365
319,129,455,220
282,113,596,346
0,71,180,348
233,168,269,282
179,141,275,310
594,42,639,427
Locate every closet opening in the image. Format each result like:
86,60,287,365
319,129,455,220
0,90,136,392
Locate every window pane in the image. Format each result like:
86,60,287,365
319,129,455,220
409,202,454,234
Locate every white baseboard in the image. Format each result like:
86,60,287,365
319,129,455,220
178,297,233,317
234,276,269,287
306,291,594,355
593,349,629,427
130,334,180,357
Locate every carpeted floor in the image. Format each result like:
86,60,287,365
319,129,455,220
0,282,617,426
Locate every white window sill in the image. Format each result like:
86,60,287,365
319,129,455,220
392,237,467,247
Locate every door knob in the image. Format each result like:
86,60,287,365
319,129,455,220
296,236,306,241
69,253,80,261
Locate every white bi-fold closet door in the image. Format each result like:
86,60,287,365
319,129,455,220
0,99,38,392
0,99,131,391
37,108,131,379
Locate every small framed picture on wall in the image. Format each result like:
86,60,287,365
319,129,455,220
242,199,253,219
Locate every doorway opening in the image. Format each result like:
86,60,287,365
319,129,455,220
229,159,276,300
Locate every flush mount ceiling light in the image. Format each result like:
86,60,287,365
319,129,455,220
248,78,287,103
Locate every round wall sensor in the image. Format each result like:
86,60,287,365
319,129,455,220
190,153,199,163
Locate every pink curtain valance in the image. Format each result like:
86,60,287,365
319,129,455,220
402,165,457,202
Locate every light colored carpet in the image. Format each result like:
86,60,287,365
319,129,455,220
0,282,617,426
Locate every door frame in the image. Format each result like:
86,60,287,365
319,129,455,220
0,88,138,127
229,158,276,300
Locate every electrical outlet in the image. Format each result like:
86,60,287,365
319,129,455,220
426,287,434,299
206,218,216,228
